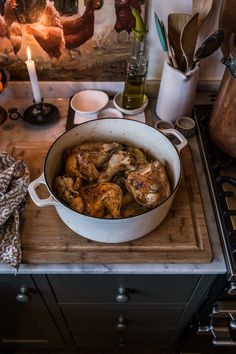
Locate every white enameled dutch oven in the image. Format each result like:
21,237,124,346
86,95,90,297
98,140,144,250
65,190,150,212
28,119,187,243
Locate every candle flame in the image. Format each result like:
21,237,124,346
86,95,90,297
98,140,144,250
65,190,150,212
27,46,31,61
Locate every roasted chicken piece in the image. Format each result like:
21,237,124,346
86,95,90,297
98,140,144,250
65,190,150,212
98,150,135,183
127,147,148,169
80,182,122,218
65,142,121,182
71,142,121,167
120,191,147,217
65,153,99,183
53,175,83,213
126,160,171,209
121,201,147,217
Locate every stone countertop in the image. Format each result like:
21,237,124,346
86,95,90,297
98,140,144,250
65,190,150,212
0,92,226,275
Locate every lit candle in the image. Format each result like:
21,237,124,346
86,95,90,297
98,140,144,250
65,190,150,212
25,46,42,104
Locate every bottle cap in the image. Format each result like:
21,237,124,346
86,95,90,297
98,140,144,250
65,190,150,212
131,7,148,41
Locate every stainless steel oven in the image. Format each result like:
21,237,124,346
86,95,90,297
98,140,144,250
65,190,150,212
192,98,236,348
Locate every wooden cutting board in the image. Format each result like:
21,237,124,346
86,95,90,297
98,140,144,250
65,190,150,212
11,142,212,264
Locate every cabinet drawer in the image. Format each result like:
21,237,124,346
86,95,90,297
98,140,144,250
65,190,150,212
48,274,200,304
0,275,63,348
71,328,172,348
60,304,184,328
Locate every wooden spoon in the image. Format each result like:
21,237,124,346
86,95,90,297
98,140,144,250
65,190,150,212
180,13,199,71
192,0,213,30
186,30,225,72
168,13,192,69
219,0,236,57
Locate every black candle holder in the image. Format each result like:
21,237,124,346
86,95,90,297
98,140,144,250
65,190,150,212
9,98,60,126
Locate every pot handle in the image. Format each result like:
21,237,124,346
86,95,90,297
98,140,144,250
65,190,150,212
28,173,58,207
161,128,188,153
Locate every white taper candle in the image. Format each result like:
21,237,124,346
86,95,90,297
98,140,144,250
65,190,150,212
25,46,42,104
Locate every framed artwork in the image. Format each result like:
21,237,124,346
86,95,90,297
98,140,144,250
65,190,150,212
0,0,146,81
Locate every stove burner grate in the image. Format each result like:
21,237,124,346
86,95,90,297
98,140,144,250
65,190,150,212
194,105,236,275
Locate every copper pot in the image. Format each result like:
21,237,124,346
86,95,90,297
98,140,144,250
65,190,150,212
209,59,236,158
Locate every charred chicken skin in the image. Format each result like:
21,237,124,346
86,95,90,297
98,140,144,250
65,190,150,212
126,160,171,209
80,182,122,218
65,142,121,182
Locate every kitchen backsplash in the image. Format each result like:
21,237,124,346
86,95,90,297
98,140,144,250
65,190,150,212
0,0,224,83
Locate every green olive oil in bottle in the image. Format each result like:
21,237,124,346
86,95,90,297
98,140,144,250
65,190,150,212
122,8,148,110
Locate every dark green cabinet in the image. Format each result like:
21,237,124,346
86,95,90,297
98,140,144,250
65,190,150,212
43,274,216,350
0,273,218,351
47,274,200,304
0,275,63,350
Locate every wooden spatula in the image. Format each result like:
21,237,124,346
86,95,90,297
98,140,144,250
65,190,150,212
192,0,213,30
168,13,192,69
219,0,236,58
180,13,199,71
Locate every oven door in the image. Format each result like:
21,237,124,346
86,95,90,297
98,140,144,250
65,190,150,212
198,300,236,346
197,276,236,347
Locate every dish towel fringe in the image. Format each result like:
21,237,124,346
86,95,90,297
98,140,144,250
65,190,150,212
0,153,30,270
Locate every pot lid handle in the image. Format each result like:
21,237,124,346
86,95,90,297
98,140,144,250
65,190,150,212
28,173,58,207
161,128,188,153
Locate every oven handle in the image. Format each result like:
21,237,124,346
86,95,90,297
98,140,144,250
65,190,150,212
213,339,236,346
211,302,236,315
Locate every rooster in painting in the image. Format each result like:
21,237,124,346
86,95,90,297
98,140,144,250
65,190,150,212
93,0,116,48
0,0,22,57
114,0,141,38
61,0,103,50
26,0,65,59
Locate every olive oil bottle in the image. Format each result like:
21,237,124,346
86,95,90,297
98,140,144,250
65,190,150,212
122,8,148,110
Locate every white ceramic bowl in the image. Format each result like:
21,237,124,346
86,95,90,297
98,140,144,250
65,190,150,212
113,92,149,115
71,90,109,114
155,120,174,131
97,107,123,119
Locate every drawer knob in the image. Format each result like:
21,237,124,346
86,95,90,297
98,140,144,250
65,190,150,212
118,336,125,348
116,315,127,330
16,286,30,303
116,287,130,303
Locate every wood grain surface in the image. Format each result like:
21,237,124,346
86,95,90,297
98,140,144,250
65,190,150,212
8,141,212,264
